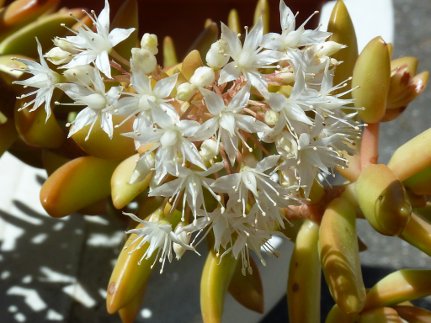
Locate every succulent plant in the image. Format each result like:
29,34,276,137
2,0,431,322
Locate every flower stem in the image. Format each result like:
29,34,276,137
110,49,130,68
360,122,380,169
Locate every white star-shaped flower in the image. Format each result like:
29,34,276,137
14,38,61,119
262,0,329,52
199,85,269,164
149,162,224,220
219,20,282,95
130,108,207,182
116,72,178,126
59,67,121,140
60,0,135,78
212,155,291,226
124,211,198,273
205,201,276,275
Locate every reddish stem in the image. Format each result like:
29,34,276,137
360,123,380,169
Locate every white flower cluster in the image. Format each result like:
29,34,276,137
16,0,360,274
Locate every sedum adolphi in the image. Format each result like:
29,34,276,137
15,0,360,275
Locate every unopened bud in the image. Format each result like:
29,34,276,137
140,33,158,55
206,39,229,69
45,47,72,65
190,66,215,87
200,139,219,161
53,37,78,53
63,65,94,85
173,223,191,260
176,82,197,101
316,41,346,58
387,57,429,110
264,110,279,126
131,48,157,74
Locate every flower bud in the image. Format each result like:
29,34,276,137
264,110,279,126
200,139,219,161
176,82,197,101
387,56,429,110
53,37,79,53
190,66,215,87
316,41,346,58
131,48,157,74
206,39,229,69
173,223,191,260
63,65,94,85
45,47,72,65
140,33,158,55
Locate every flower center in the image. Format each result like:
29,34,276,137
138,94,156,110
83,93,107,110
160,129,179,147
238,52,254,69
90,33,112,52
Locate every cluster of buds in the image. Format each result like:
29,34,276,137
2,0,431,322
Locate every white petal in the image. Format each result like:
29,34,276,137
62,51,96,69
149,178,184,197
227,84,250,112
242,171,258,196
97,0,111,32
221,23,241,57
100,112,113,138
279,0,295,31
212,173,241,192
153,73,178,98
256,155,280,172
152,104,177,127
220,130,238,164
181,141,206,169
67,108,96,137
232,234,247,259
236,115,268,133
178,119,201,137
243,19,263,52
220,113,236,136
218,62,240,84
202,89,225,115
193,118,218,141
245,72,268,96
109,28,136,47
95,51,111,78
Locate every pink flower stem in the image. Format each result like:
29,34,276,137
360,122,380,169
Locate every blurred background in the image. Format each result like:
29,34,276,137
1,0,431,322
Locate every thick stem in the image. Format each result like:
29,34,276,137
360,122,380,169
